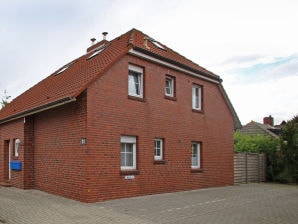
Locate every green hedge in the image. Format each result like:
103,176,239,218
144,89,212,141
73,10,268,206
234,115,298,183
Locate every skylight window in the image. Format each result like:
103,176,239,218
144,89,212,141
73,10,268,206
87,44,109,60
55,62,73,76
149,39,166,50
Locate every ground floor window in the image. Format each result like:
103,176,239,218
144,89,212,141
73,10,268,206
14,138,20,157
154,138,163,160
191,142,201,169
121,136,136,170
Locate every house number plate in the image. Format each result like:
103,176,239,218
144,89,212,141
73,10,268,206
124,175,135,180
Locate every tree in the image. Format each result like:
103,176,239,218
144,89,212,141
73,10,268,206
277,115,298,183
1,90,11,109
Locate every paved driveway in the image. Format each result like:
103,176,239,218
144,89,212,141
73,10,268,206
0,183,297,224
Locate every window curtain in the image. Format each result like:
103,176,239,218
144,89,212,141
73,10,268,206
129,72,140,95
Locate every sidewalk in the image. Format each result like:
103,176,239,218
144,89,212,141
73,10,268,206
1,183,297,224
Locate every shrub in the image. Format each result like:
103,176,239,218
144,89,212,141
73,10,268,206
234,131,278,153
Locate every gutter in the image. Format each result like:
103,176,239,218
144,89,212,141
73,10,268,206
128,48,221,84
0,97,76,125
218,84,242,130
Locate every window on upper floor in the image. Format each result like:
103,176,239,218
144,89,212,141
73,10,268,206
192,84,202,111
128,65,143,98
165,76,175,98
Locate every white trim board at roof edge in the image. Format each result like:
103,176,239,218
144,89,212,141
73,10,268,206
0,97,76,125
128,49,220,84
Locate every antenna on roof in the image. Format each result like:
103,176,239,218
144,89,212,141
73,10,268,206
102,32,108,40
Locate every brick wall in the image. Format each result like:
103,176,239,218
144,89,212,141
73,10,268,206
33,92,87,200
1,54,234,202
0,118,25,188
84,55,234,202
23,116,34,189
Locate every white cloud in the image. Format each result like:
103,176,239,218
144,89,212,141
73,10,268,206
223,55,298,125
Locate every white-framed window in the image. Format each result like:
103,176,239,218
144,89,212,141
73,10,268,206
191,142,201,169
14,138,20,157
121,136,137,170
165,76,174,97
154,139,163,160
128,64,143,98
192,85,202,110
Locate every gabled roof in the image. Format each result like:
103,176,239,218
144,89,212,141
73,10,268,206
239,121,280,138
0,28,241,128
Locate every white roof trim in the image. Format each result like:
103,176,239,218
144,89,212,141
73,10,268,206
128,49,219,84
0,97,76,125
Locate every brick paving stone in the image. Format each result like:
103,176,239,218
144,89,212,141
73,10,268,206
0,183,297,224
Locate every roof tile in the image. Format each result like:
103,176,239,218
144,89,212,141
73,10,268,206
0,28,221,123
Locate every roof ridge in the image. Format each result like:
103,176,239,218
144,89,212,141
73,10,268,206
128,29,219,79
254,122,279,138
72,30,135,98
128,28,136,46
0,28,229,124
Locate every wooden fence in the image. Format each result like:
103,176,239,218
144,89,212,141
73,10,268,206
234,152,266,184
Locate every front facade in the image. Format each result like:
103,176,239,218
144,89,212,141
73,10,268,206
0,29,241,202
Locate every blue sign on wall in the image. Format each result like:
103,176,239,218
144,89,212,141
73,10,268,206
10,161,22,171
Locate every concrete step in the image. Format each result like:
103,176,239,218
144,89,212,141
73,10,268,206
0,181,12,187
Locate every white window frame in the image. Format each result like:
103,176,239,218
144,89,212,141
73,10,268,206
120,136,136,170
14,138,20,157
154,139,163,160
128,65,143,98
191,142,201,169
192,85,202,110
165,76,174,97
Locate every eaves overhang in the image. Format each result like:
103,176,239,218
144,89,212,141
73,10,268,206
128,47,221,84
0,97,76,125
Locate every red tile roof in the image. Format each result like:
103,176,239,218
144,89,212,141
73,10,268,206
0,28,235,125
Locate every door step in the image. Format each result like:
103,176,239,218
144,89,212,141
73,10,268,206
0,181,12,187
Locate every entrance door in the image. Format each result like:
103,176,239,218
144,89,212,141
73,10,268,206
3,140,10,181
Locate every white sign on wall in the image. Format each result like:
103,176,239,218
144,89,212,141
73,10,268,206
124,175,135,180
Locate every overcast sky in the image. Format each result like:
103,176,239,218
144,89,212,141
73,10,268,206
0,0,297,125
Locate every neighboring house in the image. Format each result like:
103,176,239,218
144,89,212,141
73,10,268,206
239,115,283,138
0,29,241,202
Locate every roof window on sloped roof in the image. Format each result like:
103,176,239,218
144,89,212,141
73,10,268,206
149,38,166,51
55,63,73,76
87,43,109,60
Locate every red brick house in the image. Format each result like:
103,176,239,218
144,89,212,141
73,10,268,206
0,29,241,202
